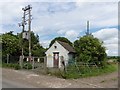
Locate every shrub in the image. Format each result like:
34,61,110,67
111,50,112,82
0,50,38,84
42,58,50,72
23,63,32,69
14,64,20,70
2,63,21,70
74,35,107,67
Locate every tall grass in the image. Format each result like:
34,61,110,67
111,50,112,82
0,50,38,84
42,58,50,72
63,63,118,79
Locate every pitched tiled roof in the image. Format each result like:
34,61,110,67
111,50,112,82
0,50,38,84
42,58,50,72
57,41,76,53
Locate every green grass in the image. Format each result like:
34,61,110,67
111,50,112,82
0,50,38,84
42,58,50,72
2,63,20,70
0,63,2,67
44,63,118,79
62,63,118,79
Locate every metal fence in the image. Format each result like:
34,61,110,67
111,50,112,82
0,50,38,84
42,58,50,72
19,56,46,70
65,62,101,74
2,54,19,64
2,54,46,70
2,55,113,77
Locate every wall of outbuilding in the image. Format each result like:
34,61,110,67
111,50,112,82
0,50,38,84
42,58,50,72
45,41,69,68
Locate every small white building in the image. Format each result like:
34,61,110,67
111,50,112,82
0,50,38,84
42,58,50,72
45,40,76,68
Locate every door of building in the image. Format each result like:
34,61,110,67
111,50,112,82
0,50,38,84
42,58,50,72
53,52,59,68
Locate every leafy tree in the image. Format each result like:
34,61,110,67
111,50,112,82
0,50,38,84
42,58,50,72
49,37,73,47
73,40,80,56
74,35,107,67
17,31,45,57
2,32,21,56
1,32,21,63
1,31,45,63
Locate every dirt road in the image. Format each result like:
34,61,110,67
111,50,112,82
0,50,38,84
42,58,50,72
2,68,118,88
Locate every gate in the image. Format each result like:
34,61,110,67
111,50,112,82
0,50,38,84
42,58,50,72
19,56,47,70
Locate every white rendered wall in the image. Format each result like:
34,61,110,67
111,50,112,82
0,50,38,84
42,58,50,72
45,41,69,68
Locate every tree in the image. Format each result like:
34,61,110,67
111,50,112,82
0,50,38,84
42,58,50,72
2,32,21,56
1,32,21,63
74,35,107,67
1,31,45,63
49,37,73,47
17,31,45,57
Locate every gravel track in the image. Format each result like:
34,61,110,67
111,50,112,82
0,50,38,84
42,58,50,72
2,68,118,88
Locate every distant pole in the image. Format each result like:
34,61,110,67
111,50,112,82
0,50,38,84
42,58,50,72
86,21,90,35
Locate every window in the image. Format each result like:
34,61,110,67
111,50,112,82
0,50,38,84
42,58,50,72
54,46,57,49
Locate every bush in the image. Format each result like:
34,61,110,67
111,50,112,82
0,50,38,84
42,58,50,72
117,59,120,62
8,63,15,67
2,63,14,68
2,63,20,70
14,64,20,70
74,35,107,67
23,63,32,69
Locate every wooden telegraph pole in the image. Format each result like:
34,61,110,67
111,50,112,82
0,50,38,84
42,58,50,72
19,5,32,68
28,5,32,62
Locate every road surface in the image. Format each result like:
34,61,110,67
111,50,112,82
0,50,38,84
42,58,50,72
2,68,118,88
2,78,34,88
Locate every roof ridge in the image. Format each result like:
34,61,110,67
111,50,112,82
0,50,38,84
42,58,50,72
56,40,75,53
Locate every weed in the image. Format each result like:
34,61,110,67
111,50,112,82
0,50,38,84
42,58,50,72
62,64,118,79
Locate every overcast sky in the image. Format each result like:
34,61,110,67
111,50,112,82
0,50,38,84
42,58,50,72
0,0,119,56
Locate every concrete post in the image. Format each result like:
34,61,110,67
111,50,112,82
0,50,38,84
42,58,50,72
7,54,9,64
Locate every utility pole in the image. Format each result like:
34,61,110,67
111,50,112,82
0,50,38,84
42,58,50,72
19,5,32,62
28,5,32,62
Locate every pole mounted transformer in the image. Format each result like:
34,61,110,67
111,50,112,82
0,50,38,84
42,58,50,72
19,5,32,61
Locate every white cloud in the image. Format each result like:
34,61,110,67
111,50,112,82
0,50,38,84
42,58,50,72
93,28,118,40
57,29,66,34
65,30,79,41
0,2,118,56
75,0,119,2
93,28,118,56
40,40,51,48
106,49,118,56
0,0,119,2
104,38,118,44
1,2,117,32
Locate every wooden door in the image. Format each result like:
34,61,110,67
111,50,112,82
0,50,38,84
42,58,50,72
53,52,59,68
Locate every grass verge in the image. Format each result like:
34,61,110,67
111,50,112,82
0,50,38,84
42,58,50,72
2,63,20,70
63,63,118,79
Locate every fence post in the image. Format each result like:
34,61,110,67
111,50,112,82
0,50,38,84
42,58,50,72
44,56,47,70
32,57,34,70
7,54,9,64
19,56,23,69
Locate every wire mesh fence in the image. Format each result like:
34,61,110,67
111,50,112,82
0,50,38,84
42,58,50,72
66,62,101,75
2,55,116,79
2,54,46,70
65,59,116,79
2,55,19,64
